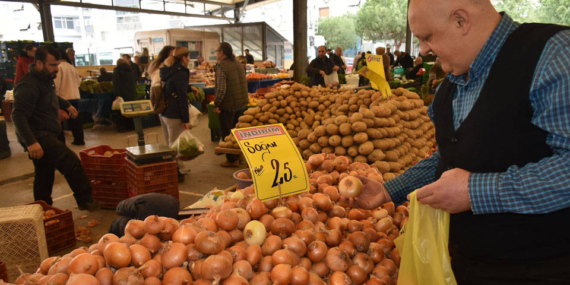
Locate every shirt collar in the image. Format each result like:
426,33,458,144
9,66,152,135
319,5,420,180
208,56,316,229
447,13,519,86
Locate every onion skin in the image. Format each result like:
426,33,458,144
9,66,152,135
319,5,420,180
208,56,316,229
232,260,253,280
283,236,307,257
261,235,283,256
326,247,352,272
258,215,274,232
308,273,326,285
104,242,131,269
140,260,162,278
307,241,328,263
162,267,192,285
125,220,146,239
144,215,164,235
202,254,233,283
271,218,296,239
173,224,200,245
221,274,249,285
229,246,247,262
47,273,69,285
329,271,353,285
48,256,72,275
67,253,99,275
140,234,162,254
96,268,113,285
216,210,239,231
271,264,292,285
311,261,330,278
144,277,162,285
338,176,363,198
250,272,272,285
130,244,152,268
290,266,309,285
98,234,119,255
39,256,59,275
246,244,262,266
258,256,274,272
195,231,224,255
162,242,189,269
243,220,267,246
246,199,268,220
67,273,99,285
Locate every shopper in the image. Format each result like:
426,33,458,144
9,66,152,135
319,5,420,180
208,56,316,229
11,45,101,211
394,50,414,70
244,49,254,65
148,46,175,111
306,46,339,87
0,74,6,97
14,44,36,85
347,0,570,283
352,51,362,71
122,54,142,82
194,55,205,69
213,42,249,168
113,58,137,132
160,46,191,180
329,47,346,74
54,49,84,145
140,48,150,64
407,57,423,80
97,67,113,82
386,46,395,66
66,48,76,66
375,47,392,81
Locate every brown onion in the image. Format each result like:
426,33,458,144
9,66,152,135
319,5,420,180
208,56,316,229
113,266,145,285
172,224,200,245
250,272,272,285
367,243,386,263
338,176,363,198
270,206,293,219
301,208,319,224
347,221,364,233
264,198,279,209
308,272,326,285
299,258,312,270
313,193,333,211
327,217,345,232
272,247,299,266
307,241,328,262
39,256,59,275
159,218,180,241
258,256,274,272
380,258,397,276
323,186,340,202
232,208,251,230
339,241,357,258
67,273,99,285
98,234,119,255
48,257,72,275
125,220,146,239
389,248,401,266
353,252,374,274
198,217,218,232
375,218,393,234
271,218,295,239
189,259,204,280
290,266,309,285
221,201,237,210
246,244,262,266
292,212,302,225
46,273,68,285
221,274,249,285
67,253,98,275
232,260,253,280
130,244,151,268
144,276,162,285
229,246,247,262
139,234,162,254
283,235,307,257
104,242,131,268
295,230,316,246
162,267,192,285
298,197,316,212
311,261,329,278
349,231,371,252
195,231,224,255
186,243,204,262
216,209,239,231
329,271,352,285
96,268,113,285
377,239,395,254
247,199,268,220
323,229,342,247
216,230,232,248
228,228,244,243
296,220,315,231
326,247,351,272
271,264,292,285
259,215,274,232
140,260,161,278
143,216,164,235
347,265,367,285
328,205,346,218
162,242,188,269
202,254,233,284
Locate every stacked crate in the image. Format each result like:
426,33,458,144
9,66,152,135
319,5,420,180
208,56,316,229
0,204,48,282
126,159,179,200
80,145,128,209
29,201,75,255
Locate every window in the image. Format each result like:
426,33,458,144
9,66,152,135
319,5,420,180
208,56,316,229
54,17,76,29
319,7,329,18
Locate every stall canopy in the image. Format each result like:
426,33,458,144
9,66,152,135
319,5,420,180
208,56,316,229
188,22,288,69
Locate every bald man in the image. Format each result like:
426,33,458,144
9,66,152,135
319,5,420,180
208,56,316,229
306,46,339,87
346,0,570,283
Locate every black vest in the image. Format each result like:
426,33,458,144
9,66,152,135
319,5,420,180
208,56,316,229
432,23,570,262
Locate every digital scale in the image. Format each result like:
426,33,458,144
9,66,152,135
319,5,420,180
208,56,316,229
120,100,175,164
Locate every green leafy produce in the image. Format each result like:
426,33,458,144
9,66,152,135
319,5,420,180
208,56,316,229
187,86,205,102
173,136,204,158
99,81,113,93
80,80,101,93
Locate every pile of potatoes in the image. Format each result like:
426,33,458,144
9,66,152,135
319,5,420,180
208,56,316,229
219,84,436,181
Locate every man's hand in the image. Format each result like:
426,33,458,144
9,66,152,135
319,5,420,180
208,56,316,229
67,105,78,119
27,142,44,160
339,175,392,209
320,71,326,77
214,107,221,114
182,123,190,130
342,65,347,70
411,168,472,213
333,66,340,71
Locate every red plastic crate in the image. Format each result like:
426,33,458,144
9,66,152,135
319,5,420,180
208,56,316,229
126,160,178,188
80,145,127,181
28,201,76,255
91,180,128,209
0,260,7,282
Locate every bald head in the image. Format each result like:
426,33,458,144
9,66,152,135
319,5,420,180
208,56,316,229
408,0,501,75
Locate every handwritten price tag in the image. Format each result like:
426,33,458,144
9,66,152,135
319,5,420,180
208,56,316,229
232,124,309,201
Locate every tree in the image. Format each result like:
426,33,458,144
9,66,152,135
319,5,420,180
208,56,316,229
317,14,359,51
493,0,539,23
355,0,408,50
537,0,570,25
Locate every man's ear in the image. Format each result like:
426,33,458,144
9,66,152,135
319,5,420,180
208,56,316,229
35,60,43,70
452,8,471,36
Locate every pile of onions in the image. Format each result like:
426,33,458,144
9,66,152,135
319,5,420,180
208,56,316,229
18,154,408,285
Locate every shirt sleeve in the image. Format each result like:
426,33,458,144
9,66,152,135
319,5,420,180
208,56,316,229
11,83,39,146
214,65,227,108
469,30,570,215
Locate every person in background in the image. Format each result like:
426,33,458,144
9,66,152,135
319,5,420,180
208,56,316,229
428,58,447,92
341,51,348,72
355,51,370,86
97,67,113,82
386,46,395,66
348,0,570,282
14,44,36,85
326,49,333,58
394,51,414,70
194,56,205,69
122,54,142,82
0,74,6,98
330,46,346,74
54,49,84,146
139,48,150,64
214,43,249,168
148,46,176,106
306,46,339,87
236,56,247,70
113,58,137,133
11,45,101,211
375,47,392,81
407,57,424,81
66,48,75,66
352,51,362,71
160,47,191,181
244,49,254,65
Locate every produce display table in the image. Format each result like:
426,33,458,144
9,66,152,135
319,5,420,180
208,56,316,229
254,68,280,74
247,78,290,93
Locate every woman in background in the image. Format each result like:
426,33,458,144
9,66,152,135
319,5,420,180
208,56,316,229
54,49,83,145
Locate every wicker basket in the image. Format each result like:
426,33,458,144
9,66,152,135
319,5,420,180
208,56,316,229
28,201,76,255
0,204,48,282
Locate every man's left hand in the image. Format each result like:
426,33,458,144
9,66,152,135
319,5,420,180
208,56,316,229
333,66,339,71
410,168,472,213
342,65,347,69
67,105,78,119
214,107,221,114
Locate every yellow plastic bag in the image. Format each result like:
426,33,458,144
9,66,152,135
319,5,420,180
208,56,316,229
394,190,457,285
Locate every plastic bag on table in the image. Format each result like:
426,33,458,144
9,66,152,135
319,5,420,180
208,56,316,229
324,71,339,87
395,190,457,285
111,96,124,110
188,104,201,128
170,129,204,160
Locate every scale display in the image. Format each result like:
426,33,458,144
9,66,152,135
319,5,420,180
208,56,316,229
120,100,154,117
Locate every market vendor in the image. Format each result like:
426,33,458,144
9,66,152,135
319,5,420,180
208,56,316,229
306,46,339,87
346,0,570,283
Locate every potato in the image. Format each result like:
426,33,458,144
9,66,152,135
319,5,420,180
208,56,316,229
339,123,352,136
385,150,400,162
383,173,397,181
307,132,318,143
326,124,339,135
329,135,342,147
318,136,330,147
352,122,368,133
308,101,320,109
309,143,322,154
302,149,314,160
368,149,386,162
341,136,354,148
335,146,347,156
347,145,359,157
314,125,327,137
299,139,311,149
373,161,391,174
305,115,314,126
388,162,401,172
334,115,349,125
322,147,334,154
298,129,311,140
360,108,375,119
349,113,364,124
358,141,374,156
354,155,368,163
353,132,369,144
366,128,383,139
239,115,254,123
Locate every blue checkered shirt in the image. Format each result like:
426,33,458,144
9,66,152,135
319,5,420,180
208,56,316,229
384,13,570,215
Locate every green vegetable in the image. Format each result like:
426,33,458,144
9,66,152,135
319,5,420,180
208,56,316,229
187,86,205,102
173,136,204,158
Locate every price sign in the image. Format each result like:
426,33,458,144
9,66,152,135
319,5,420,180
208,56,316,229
361,54,392,97
232,124,309,201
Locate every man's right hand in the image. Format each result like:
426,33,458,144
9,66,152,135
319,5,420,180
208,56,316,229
340,175,392,209
27,142,44,160
320,70,326,77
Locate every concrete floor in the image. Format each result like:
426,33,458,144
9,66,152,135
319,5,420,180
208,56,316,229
0,114,240,257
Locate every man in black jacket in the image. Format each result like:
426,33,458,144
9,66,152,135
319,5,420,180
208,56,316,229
306,46,339,87
407,57,424,80
330,46,347,74
394,51,414,70
122,54,142,82
11,45,101,211
244,49,254,65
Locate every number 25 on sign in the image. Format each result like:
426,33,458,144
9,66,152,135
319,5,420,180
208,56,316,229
232,124,310,201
